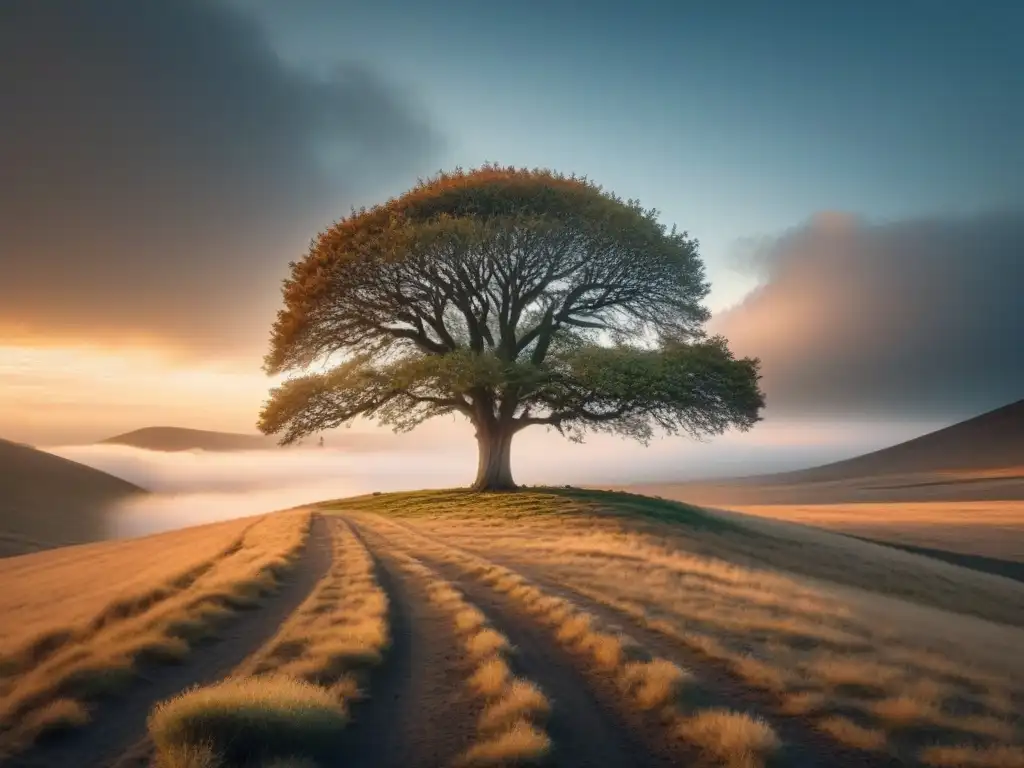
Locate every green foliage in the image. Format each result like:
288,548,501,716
259,165,764,465
534,335,764,443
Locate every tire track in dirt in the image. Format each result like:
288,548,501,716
329,521,479,768
7,514,334,768
370,515,908,768
350,517,676,768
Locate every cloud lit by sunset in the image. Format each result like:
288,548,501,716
0,343,284,445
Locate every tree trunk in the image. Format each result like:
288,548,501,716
471,422,516,492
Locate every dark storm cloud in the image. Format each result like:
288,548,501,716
0,0,441,355
711,212,1024,420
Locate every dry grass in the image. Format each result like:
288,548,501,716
0,510,311,759
148,676,347,766
238,520,389,689
16,698,90,739
512,544,1024,760
816,716,887,751
383,546,551,767
720,501,1024,562
149,520,389,768
920,744,1024,768
334,489,1024,765
0,516,261,661
622,659,691,710
459,721,551,766
332,489,1024,626
153,741,221,768
676,709,781,768
939,466,1024,481
469,657,512,697
352,512,781,768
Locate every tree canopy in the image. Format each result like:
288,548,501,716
259,165,765,490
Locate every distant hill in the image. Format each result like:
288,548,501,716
100,427,277,452
619,399,1024,506
100,425,409,452
0,439,145,557
757,398,1024,485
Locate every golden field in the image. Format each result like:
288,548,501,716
0,510,310,757
3,488,1023,768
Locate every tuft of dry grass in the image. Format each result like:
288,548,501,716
458,721,551,766
675,709,782,768
469,657,513,698
816,716,888,751
465,628,510,660
477,680,551,733
621,659,690,711
869,693,940,724
148,676,346,766
0,511,311,758
454,607,488,633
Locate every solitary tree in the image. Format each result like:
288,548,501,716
259,166,765,491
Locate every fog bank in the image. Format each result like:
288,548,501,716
43,418,932,538
47,443,472,537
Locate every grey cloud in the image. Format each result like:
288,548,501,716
711,211,1024,420
0,0,441,356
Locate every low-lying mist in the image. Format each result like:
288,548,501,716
48,443,476,538
42,417,921,540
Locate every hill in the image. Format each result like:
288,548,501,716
100,427,277,452
100,425,412,453
621,399,1024,507
0,439,146,556
4,491,1023,767
757,398,1024,485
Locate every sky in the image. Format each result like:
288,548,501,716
1,0,1022,480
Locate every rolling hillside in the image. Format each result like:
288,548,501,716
0,439,146,556
625,399,1024,506
759,398,1024,484
100,427,277,452
4,491,1023,767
